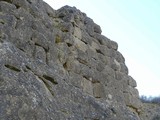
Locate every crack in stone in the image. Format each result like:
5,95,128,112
5,64,21,72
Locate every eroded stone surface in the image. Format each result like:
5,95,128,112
0,0,158,120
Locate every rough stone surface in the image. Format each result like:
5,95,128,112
0,0,159,120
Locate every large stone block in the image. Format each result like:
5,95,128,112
93,82,105,98
34,45,46,63
73,27,82,39
74,37,87,52
0,1,147,119
82,78,93,95
128,76,137,87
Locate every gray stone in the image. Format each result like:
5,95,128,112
73,26,82,39
110,40,118,50
93,24,102,34
74,36,87,52
93,82,105,98
82,78,93,95
0,1,156,120
128,76,137,87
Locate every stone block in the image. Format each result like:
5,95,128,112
74,37,87,52
82,78,93,95
123,92,141,109
111,59,121,71
120,63,128,74
115,51,125,63
68,72,83,89
93,82,104,98
34,46,46,63
93,24,102,34
99,45,111,57
90,41,100,51
128,76,137,87
110,40,118,50
73,27,82,39
86,48,98,60
76,49,88,64
115,71,125,80
102,65,115,77
0,1,145,120
96,61,105,72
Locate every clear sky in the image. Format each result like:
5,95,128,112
43,0,160,97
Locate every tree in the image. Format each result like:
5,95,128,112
140,95,160,105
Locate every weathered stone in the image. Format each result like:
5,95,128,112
128,76,137,87
115,51,125,63
43,2,56,18
86,47,98,61
94,33,112,48
64,57,81,73
98,53,110,65
120,63,128,74
111,59,121,71
108,94,112,100
0,1,17,14
124,91,141,109
115,71,125,80
73,26,82,39
68,72,83,89
34,45,46,63
102,65,115,77
99,45,111,57
81,30,92,45
59,22,74,33
93,82,105,98
0,1,156,120
76,49,88,66
91,41,100,51
82,78,93,95
93,24,102,34
57,43,70,64
110,40,118,50
96,61,105,72
74,36,87,52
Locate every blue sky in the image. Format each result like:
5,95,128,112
44,0,160,97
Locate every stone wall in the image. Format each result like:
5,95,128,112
0,0,159,120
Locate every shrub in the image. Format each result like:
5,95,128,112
140,95,160,105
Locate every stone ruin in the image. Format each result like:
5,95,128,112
0,0,159,119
